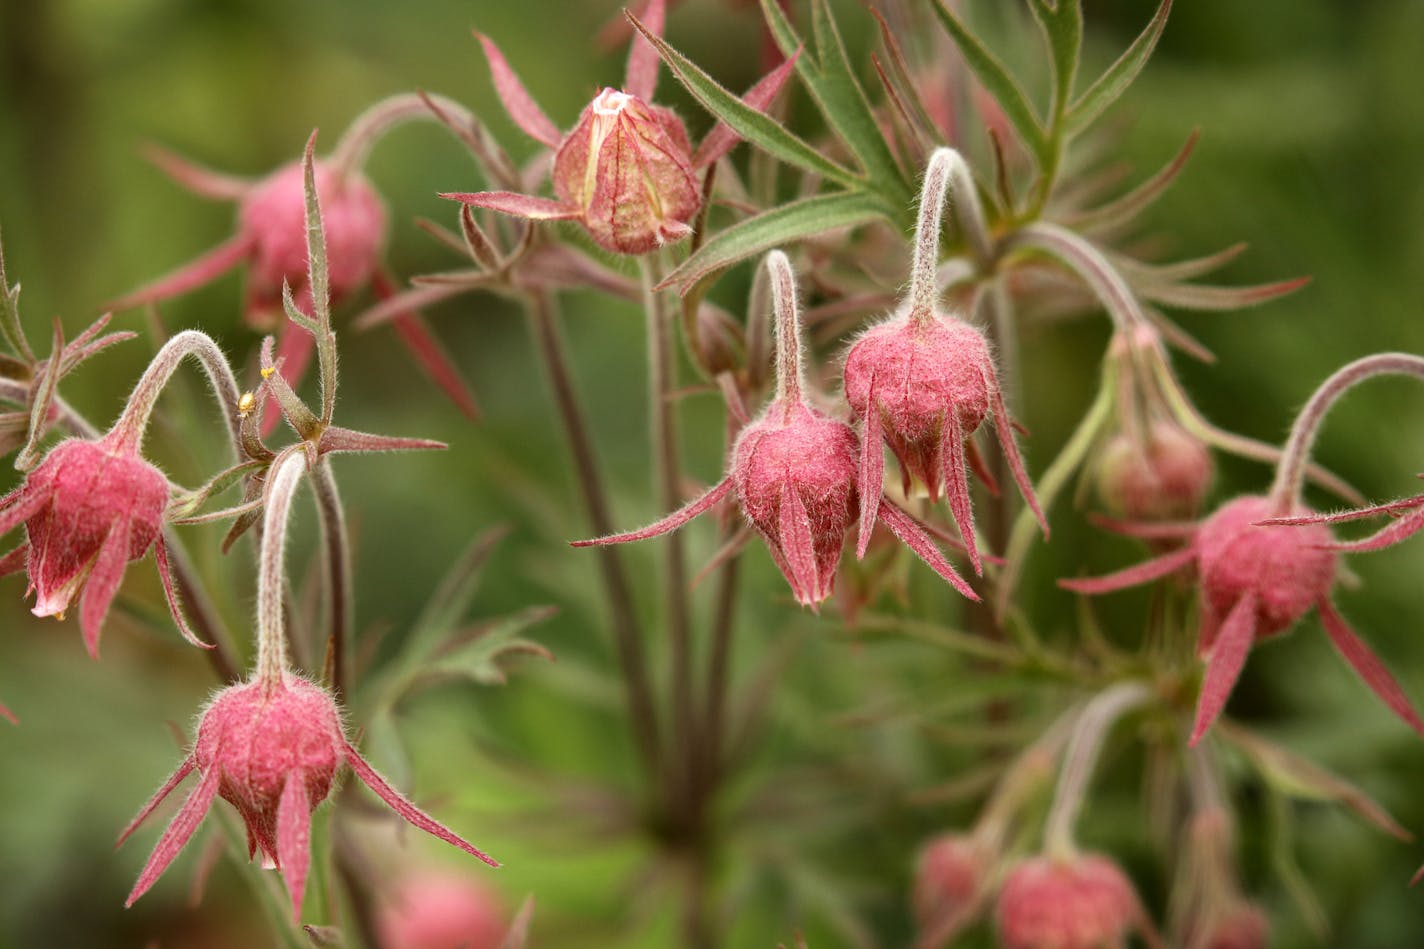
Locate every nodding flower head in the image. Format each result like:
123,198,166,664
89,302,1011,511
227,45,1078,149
572,250,979,607
913,833,989,941
120,674,498,922
377,869,508,949
237,159,385,326
1061,492,1424,745
1094,420,1213,522
552,88,700,255
995,853,1142,949
843,149,1045,575
0,436,170,656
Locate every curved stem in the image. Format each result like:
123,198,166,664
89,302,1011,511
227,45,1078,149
330,93,484,177
1270,353,1424,514
1043,680,1153,857
765,250,804,410
256,450,308,690
105,330,241,457
310,460,352,698
522,289,660,775
641,250,693,800
910,150,992,329
1004,222,1147,333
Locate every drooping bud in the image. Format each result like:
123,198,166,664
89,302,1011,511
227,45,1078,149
1196,496,1335,640
913,833,989,940
0,436,171,656
238,159,386,327
995,853,1142,949
121,675,498,922
551,88,700,255
1197,905,1270,949
377,869,507,949
1095,420,1213,521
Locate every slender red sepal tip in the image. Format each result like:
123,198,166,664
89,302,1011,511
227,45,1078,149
990,383,1048,539
1058,544,1197,595
125,766,221,907
876,499,978,601
154,534,212,650
623,0,665,103
107,235,252,312
439,191,578,221
0,701,16,726
1317,597,1424,737
779,481,822,608
475,32,562,148
855,374,884,561
344,740,500,868
942,410,981,575
116,756,197,849
1190,593,1258,746
277,774,313,922
571,478,733,547
1324,505,1424,554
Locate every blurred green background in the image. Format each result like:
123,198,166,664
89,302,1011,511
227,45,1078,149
1,0,1423,946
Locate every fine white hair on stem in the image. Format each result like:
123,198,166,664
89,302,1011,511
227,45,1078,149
256,449,308,689
107,330,242,458
910,148,993,323
766,250,805,409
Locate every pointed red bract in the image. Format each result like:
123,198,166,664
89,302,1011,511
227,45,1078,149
623,0,665,102
572,478,733,547
1058,544,1196,595
2,437,171,656
876,499,978,601
995,853,1142,949
476,32,562,147
1191,593,1257,746
942,409,979,574
441,191,579,221
1317,597,1424,736
120,675,498,919
855,372,884,560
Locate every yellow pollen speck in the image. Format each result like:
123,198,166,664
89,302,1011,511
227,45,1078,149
238,392,256,417
55,611,66,622
260,367,276,380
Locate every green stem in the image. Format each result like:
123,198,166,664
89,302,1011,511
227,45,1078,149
522,289,661,775
310,459,353,697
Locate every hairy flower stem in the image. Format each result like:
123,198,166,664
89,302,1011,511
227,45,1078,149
523,289,660,774
641,251,695,808
256,450,307,691
1270,353,1424,514
1043,681,1154,857
310,460,352,698
1004,223,1148,334
909,148,992,327
106,329,242,456
329,93,479,176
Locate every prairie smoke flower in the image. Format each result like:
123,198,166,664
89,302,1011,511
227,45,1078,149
844,149,1046,574
0,435,180,656
913,833,989,946
1094,420,1212,522
377,869,507,949
1061,494,1424,745
574,251,977,607
995,853,1143,949
119,674,498,922
445,1,794,256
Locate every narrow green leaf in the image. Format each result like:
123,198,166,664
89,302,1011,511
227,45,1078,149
1027,0,1083,126
628,14,860,188
929,0,1048,164
1066,0,1172,134
1066,130,1199,236
412,525,512,644
0,226,34,362
15,320,64,471
756,0,909,199
661,191,893,294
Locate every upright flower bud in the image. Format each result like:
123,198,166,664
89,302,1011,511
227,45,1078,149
995,853,1142,949
551,88,700,256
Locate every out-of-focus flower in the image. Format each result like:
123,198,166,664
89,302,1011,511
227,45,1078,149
377,869,507,949
995,853,1143,949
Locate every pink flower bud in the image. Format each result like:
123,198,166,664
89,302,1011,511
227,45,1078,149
0,437,170,656
551,88,700,255
1094,421,1213,521
1198,905,1269,949
1196,496,1335,639
238,159,386,325
121,675,497,922
731,401,860,607
377,870,507,949
995,853,1141,949
913,834,988,936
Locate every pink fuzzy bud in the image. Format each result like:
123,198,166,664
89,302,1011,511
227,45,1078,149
1095,422,1213,521
377,870,507,949
239,159,385,325
1198,905,1270,949
995,853,1141,949
0,437,170,657
913,834,988,938
1196,496,1335,639
551,88,700,255
121,675,497,922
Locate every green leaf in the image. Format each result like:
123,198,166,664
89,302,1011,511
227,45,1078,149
1066,0,1172,134
759,0,910,200
929,0,1048,164
0,226,33,362
660,191,893,294
1027,0,1083,126
411,525,512,647
628,13,860,188
168,459,266,519
421,606,557,688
